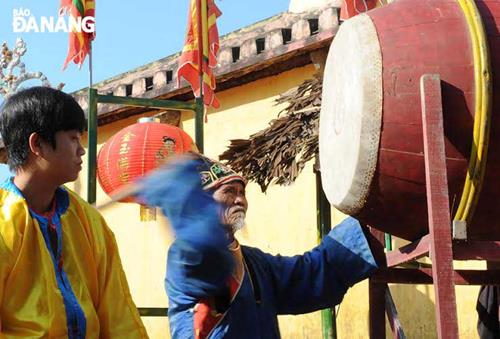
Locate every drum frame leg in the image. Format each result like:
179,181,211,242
368,228,387,339
421,74,459,339
369,280,386,339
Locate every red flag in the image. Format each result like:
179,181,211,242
340,0,379,20
59,0,96,70
177,0,221,109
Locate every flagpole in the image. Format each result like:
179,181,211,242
195,0,205,153
89,42,93,88
87,41,98,204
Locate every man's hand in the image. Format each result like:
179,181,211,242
137,155,230,248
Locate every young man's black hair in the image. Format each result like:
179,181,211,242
0,86,86,170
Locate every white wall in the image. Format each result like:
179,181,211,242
288,0,342,13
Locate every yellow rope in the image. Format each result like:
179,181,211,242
454,0,492,224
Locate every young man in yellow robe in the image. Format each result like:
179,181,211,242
0,87,148,338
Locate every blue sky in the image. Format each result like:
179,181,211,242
0,164,9,181
1,1,289,95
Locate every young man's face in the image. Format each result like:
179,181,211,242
40,130,85,184
212,181,248,234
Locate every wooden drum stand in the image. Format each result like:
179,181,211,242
367,75,500,339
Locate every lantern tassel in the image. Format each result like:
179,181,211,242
140,205,157,221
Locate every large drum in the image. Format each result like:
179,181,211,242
320,0,500,241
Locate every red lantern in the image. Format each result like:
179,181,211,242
97,117,197,203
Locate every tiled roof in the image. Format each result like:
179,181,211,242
72,6,340,124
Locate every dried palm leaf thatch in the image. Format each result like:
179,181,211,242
219,73,322,192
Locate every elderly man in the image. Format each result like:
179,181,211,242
139,155,378,339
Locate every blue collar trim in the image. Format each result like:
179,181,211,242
0,177,70,215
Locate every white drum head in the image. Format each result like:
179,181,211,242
319,13,383,215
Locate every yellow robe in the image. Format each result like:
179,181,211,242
0,181,148,338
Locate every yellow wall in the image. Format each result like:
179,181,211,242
70,64,483,338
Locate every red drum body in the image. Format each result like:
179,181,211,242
320,0,500,241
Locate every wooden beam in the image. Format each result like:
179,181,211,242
372,268,500,285
97,94,196,111
453,241,500,261
386,235,430,268
420,74,458,339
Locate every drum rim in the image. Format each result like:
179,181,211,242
319,13,383,215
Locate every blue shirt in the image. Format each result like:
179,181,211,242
138,159,378,338
166,218,377,338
